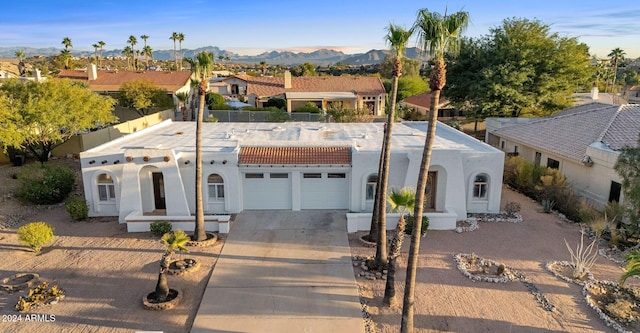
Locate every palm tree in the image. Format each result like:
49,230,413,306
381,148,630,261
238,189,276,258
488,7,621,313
369,23,414,269
61,37,72,50
259,61,268,75
15,49,26,61
383,187,416,307
143,45,153,70
127,35,138,70
61,37,73,69
186,51,214,242
177,32,185,69
122,46,133,70
401,8,469,333
140,34,149,48
98,41,105,67
92,43,100,63
608,47,626,96
153,230,189,302
170,32,179,70
176,92,189,121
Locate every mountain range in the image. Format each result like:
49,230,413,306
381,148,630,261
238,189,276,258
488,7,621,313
0,46,428,66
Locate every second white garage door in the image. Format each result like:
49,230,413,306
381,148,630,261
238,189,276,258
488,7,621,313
301,172,349,209
242,172,292,210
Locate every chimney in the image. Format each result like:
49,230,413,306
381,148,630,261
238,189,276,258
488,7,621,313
88,63,98,81
34,69,42,82
590,85,599,100
284,70,292,89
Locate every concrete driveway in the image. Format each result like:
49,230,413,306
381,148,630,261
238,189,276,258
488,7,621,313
191,211,365,333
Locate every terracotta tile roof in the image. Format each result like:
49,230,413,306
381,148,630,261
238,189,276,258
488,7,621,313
58,70,191,92
239,146,351,165
401,91,449,109
494,103,640,162
227,75,385,98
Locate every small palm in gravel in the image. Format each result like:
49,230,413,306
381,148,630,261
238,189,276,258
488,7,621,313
154,230,189,302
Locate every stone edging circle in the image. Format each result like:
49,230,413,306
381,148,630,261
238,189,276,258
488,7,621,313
1,273,40,292
142,289,183,310
453,253,516,283
583,280,635,333
545,261,593,286
187,232,218,247
358,235,377,248
168,259,200,276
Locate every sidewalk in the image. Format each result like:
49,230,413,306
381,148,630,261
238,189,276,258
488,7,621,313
191,210,365,333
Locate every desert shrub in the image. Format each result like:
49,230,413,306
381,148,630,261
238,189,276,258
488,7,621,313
553,186,581,222
576,199,599,223
604,201,626,229
150,220,172,237
564,227,598,279
17,164,75,204
15,282,64,312
205,92,225,107
264,98,286,109
541,199,556,213
504,201,521,217
209,103,233,110
65,197,89,221
204,116,219,123
294,102,321,113
268,108,291,122
404,215,429,236
17,222,55,252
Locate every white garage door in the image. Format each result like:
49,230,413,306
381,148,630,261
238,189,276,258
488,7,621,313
243,172,292,209
301,172,349,209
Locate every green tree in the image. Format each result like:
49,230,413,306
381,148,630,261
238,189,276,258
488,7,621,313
369,23,413,270
205,92,225,108
446,18,592,118
379,56,420,79
383,187,415,307
61,37,72,50
292,62,317,76
170,32,179,70
614,136,640,237
326,107,372,122
396,76,429,101
186,51,214,242
259,61,268,75
608,47,626,95
402,8,469,333
153,230,189,302
294,102,321,113
0,78,116,163
118,79,174,116
264,98,286,109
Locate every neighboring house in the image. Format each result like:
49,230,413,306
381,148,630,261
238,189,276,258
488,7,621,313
622,86,640,104
80,121,504,232
400,91,459,118
486,102,640,208
209,71,387,115
58,64,193,109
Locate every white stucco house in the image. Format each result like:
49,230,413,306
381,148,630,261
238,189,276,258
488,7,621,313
80,121,504,232
486,102,640,209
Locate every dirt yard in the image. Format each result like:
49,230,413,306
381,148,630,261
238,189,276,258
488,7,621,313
0,159,224,333
350,187,633,332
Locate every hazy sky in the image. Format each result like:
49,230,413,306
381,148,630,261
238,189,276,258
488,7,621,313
1,0,638,59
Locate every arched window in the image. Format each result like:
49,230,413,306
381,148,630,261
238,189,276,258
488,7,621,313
473,174,488,199
97,173,116,202
208,174,225,202
366,175,378,200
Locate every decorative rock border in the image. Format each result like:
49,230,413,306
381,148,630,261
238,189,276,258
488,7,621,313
583,280,637,333
187,232,218,247
454,253,516,283
358,235,377,248
468,212,523,224
1,273,40,292
454,253,555,311
456,219,479,233
545,261,594,286
143,289,183,310
167,259,200,276
599,248,626,265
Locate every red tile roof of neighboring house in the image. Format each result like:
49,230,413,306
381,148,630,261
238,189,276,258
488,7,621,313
227,75,385,98
239,146,351,165
401,91,449,109
58,70,192,92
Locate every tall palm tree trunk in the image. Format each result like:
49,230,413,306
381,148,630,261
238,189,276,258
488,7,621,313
401,88,440,333
384,214,406,306
194,80,207,241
